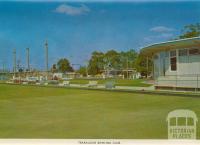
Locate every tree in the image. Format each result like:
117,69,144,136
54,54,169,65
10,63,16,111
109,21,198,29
178,23,200,39
88,51,104,75
119,49,138,69
51,64,57,73
104,50,121,69
87,49,139,76
57,58,73,73
77,66,87,76
135,54,152,77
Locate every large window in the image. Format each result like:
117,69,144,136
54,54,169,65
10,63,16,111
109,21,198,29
170,50,177,71
179,49,188,56
189,48,200,55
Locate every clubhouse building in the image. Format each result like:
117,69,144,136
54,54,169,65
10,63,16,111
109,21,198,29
140,37,200,91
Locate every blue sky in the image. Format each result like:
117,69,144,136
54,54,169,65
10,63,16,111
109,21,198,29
0,0,200,70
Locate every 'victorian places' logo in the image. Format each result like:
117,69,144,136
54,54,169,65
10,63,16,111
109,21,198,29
167,109,198,139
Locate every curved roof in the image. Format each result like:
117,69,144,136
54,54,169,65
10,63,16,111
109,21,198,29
140,37,200,56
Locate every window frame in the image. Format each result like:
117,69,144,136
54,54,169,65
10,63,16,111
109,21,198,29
170,50,177,72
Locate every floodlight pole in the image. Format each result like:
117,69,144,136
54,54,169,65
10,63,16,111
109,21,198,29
45,40,48,73
26,48,30,72
127,58,129,79
146,56,149,78
13,49,16,76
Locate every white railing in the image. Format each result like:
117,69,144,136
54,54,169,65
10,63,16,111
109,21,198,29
156,74,200,91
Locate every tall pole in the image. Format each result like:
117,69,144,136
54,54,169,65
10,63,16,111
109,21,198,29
45,40,48,72
26,48,30,71
147,56,149,78
13,49,16,74
127,58,128,79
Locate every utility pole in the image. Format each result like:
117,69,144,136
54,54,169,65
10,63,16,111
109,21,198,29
13,49,16,74
45,40,48,72
26,48,30,71
147,56,149,78
127,58,129,79
17,59,20,71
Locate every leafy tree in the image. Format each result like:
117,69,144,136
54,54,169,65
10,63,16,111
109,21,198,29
104,50,121,69
88,51,104,75
77,66,87,76
135,54,152,77
178,23,200,39
119,49,138,69
51,64,57,73
18,68,23,73
57,58,73,73
87,49,139,75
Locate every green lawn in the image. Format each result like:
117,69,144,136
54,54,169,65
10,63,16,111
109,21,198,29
70,79,152,87
0,84,199,139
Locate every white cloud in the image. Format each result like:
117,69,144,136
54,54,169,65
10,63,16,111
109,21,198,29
159,33,174,38
143,33,174,44
54,4,90,16
150,26,175,33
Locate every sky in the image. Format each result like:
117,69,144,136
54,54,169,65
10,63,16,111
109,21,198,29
0,0,200,70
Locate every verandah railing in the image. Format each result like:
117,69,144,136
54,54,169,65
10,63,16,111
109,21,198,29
155,74,200,91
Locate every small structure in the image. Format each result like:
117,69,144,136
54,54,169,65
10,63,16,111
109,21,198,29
59,81,70,86
140,37,200,91
87,81,98,87
101,68,140,79
65,72,80,79
53,73,63,80
105,81,115,89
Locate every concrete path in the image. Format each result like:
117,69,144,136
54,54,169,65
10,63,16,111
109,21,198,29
70,84,155,91
115,86,155,91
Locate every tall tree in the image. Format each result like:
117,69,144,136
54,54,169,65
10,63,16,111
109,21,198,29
119,49,138,69
135,54,152,77
57,58,73,73
88,51,104,75
104,50,121,69
77,66,87,76
51,64,57,73
178,23,200,39
87,49,139,75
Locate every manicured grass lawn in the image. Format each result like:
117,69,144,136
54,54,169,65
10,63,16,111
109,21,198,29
0,84,199,139
70,79,152,87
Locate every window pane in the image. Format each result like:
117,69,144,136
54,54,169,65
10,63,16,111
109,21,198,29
189,48,199,55
179,49,188,56
170,50,176,57
170,57,177,71
165,52,169,57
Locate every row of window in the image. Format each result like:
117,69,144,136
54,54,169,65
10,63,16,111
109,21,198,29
154,48,200,59
170,48,200,71
157,48,200,58
179,48,200,56
154,48,200,72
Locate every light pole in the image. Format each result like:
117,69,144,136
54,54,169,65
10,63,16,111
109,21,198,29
13,49,17,76
84,60,89,77
126,58,129,79
45,40,48,72
26,48,30,72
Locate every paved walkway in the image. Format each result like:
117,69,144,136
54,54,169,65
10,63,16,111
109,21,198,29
115,86,155,91
70,84,155,91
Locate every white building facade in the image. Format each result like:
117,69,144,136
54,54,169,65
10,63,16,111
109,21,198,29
141,37,200,90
